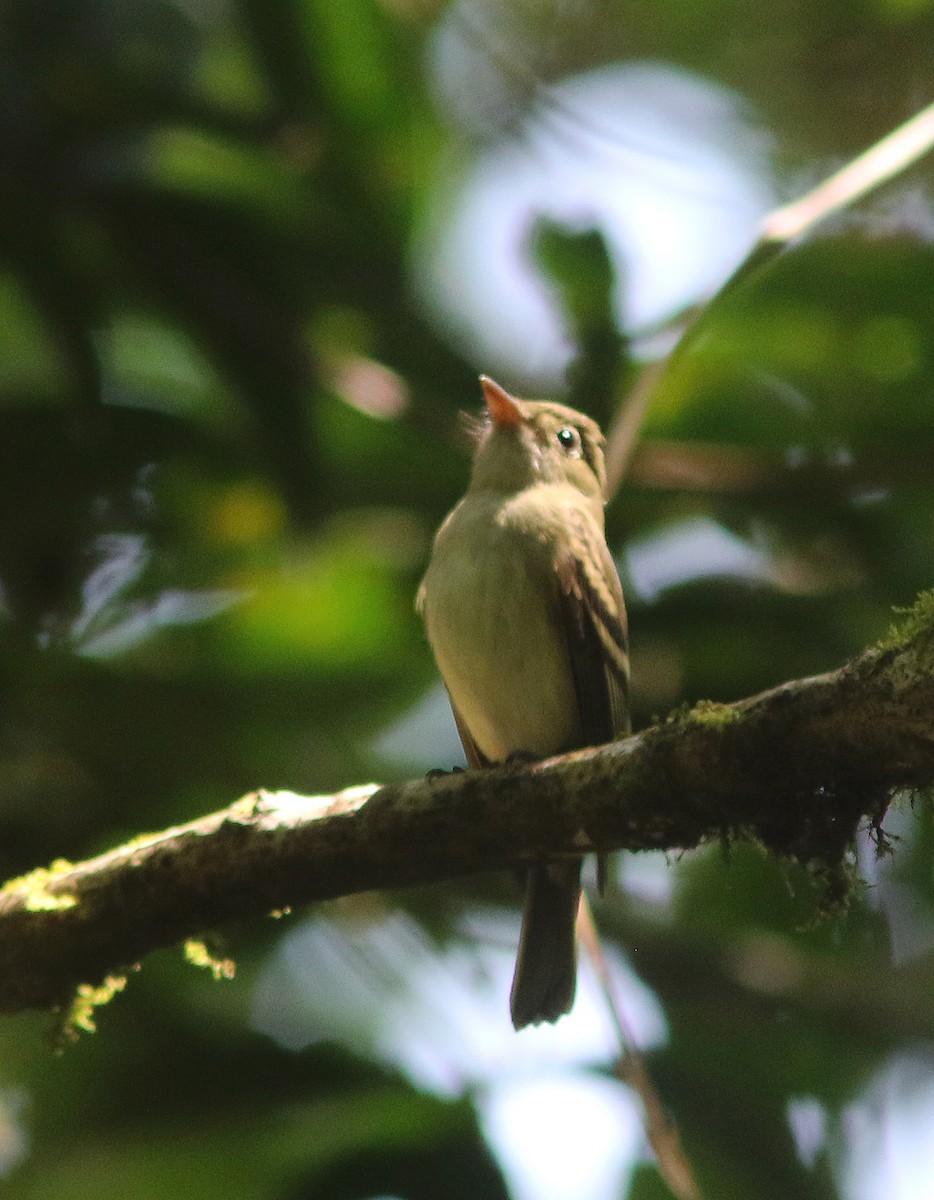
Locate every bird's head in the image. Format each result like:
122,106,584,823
468,376,608,503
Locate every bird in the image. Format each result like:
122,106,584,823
417,375,630,1028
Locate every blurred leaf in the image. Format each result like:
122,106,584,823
531,217,630,423
649,238,934,450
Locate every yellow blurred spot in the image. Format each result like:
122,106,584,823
7,859,78,912
60,975,128,1042
234,564,398,668
875,0,933,18
184,939,236,981
205,482,287,545
854,314,920,383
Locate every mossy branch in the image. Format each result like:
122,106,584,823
2,595,934,1017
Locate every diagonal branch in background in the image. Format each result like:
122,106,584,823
604,98,934,496
2,601,934,1017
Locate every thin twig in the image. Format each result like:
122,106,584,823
604,98,934,502
578,896,703,1200
762,100,934,244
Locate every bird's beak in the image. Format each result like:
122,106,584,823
480,376,523,428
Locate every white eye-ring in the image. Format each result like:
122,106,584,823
556,427,579,453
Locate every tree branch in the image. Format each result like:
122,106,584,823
3,604,934,1016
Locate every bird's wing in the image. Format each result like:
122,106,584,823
556,510,630,748
451,697,490,769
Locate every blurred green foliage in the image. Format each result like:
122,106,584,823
1,1,934,1198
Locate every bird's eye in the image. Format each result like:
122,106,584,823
556,427,579,453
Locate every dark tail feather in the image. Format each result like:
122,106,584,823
509,860,582,1029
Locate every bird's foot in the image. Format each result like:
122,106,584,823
504,750,541,767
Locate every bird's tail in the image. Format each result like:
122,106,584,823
509,860,582,1029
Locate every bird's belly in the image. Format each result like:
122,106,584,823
423,539,576,762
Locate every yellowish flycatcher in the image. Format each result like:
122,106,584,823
418,377,630,1028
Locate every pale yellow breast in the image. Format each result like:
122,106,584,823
419,486,588,762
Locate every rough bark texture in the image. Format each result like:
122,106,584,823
2,613,934,1015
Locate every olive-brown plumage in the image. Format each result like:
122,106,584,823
418,377,629,1028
